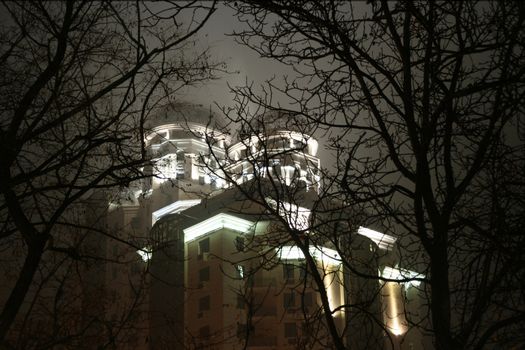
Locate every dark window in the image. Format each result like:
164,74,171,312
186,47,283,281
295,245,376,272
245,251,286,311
198,238,210,256
237,323,249,339
131,262,141,275
199,325,210,338
234,236,245,252
236,294,245,309
303,292,314,308
199,267,210,283
283,264,294,283
199,295,210,312
299,264,307,280
284,292,295,309
284,322,297,338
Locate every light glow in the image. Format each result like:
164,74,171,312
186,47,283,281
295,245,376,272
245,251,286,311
265,198,311,231
357,226,397,250
383,282,408,336
382,266,424,289
183,213,255,243
325,267,345,317
137,247,152,262
277,245,342,266
152,199,202,225
278,246,343,316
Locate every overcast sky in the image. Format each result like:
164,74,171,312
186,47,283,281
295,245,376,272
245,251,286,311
180,4,337,165
183,4,294,110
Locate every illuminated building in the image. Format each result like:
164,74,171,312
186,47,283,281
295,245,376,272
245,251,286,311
103,103,428,349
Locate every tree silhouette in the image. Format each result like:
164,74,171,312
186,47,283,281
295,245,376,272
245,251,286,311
0,1,221,347
210,1,525,349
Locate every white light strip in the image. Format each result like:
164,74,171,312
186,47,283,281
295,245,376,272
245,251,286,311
382,266,424,289
152,199,202,225
277,245,342,266
265,198,311,231
357,226,397,250
278,246,304,260
183,213,255,243
316,246,342,266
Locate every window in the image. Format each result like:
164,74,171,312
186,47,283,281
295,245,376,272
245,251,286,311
284,292,295,309
303,292,313,308
198,238,210,256
299,264,307,281
176,153,185,179
199,326,210,338
284,322,297,338
131,262,141,275
236,294,245,309
199,295,210,312
283,264,294,283
234,236,245,252
199,267,210,283
237,323,249,339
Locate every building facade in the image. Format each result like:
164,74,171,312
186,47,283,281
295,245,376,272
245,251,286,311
104,103,428,350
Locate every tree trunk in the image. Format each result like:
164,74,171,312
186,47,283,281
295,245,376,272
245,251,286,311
430,243,454,349
0,238,46,342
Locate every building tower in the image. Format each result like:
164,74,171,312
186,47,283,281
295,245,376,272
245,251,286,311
105,104,426,350
104,103,230,349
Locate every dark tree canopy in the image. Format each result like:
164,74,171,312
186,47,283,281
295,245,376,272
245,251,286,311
218,1,525,349
0,1,220,347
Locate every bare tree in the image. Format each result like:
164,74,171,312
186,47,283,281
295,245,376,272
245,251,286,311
206,1,525,349
0,1,221,347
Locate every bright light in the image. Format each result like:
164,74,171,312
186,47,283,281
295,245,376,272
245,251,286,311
277,246,343,316
137,247,152,262
183,213,255,243
265,198,311,231
325,267,344,317
152,199,202,225
277,245,342,266
357,226,397,250
316,246,342,266
382,266,424,289
278,246,304,260
383,282,408,335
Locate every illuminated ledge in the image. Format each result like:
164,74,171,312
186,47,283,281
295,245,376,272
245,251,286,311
277,246,342,266
265,197,311,231
357,226,397,251
137,247,152,262
183,213,255,243
382,266,424,289
152,199,202,225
